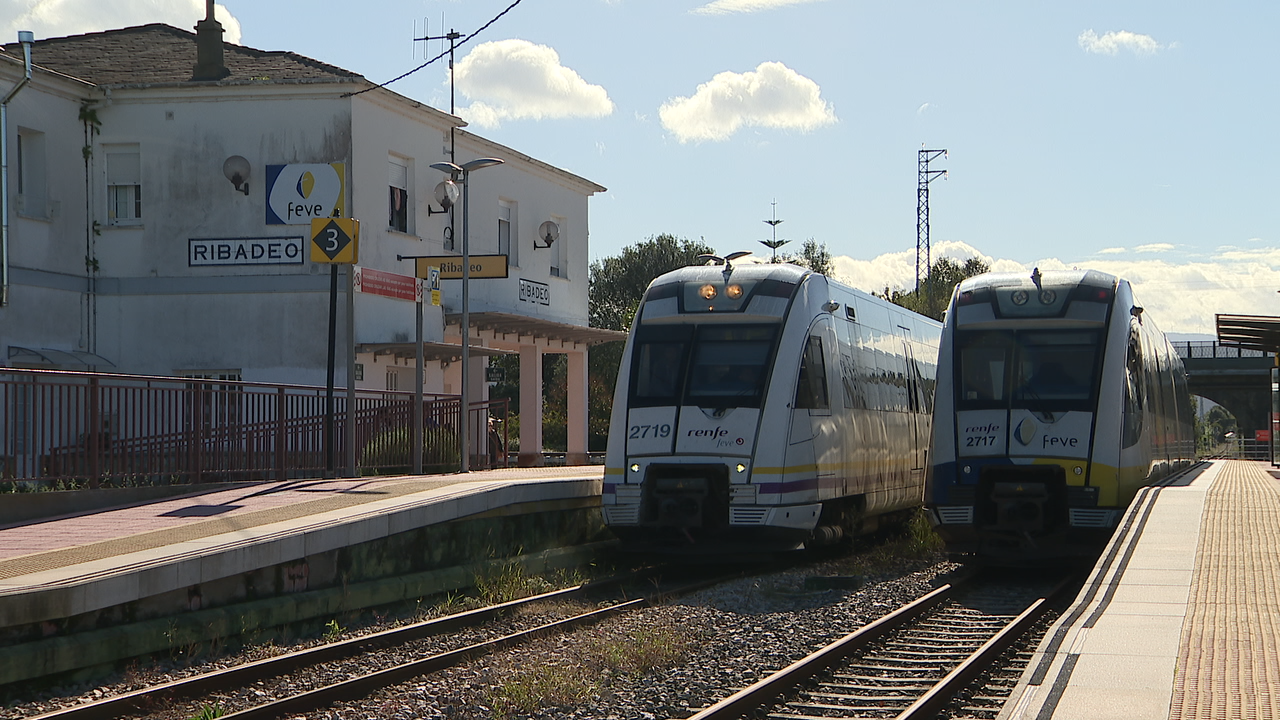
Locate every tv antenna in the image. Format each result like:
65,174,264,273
414,18,462,162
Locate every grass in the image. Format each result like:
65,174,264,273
484,620,692,718
187,704,225,720
473,560,557,605
841,509,946,576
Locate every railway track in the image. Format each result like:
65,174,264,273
26,567,725,720
687,570,1080,720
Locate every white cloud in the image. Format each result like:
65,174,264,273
2,0,241,44
692,0,828,15
454,39,613,129
826,240,1280,336
1135,243,1175,253
1097,247,1127,255
659,61,836,143
917,102,931,115
1078,29,1164,56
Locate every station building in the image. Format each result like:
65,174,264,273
0,11,620,466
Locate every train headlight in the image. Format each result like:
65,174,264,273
699,284,717,300
1011,290,1028,306
963,465,972,475
1073,466,1083,475
726,284,744,299
629,463,640,473
735,463,747,473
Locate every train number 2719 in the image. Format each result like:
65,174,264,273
629,424,672,439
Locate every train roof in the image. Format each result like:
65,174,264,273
648,261,810,288
956,268,1118,294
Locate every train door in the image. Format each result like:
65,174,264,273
788,321,835,495
896,325,927,480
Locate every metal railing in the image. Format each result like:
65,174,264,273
1172,341,1271,359
0,369,508,490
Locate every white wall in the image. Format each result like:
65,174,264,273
0,60,96,361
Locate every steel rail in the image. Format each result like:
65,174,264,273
686,573,1075,720
28,573,636,720
219,597,647,720
894,575,1076,720
684,582,960,720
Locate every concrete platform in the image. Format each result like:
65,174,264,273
1000,459,1280,720
0,467,607,688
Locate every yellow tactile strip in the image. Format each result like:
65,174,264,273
0,476,470,582
1170,460,1280,720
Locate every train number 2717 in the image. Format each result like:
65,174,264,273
629,424,672,439
966,435,998,447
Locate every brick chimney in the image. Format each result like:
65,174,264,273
191,0,230,81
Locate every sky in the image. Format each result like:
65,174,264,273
4,0,1279,337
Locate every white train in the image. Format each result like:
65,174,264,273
926,269,1195,564
602,259,942,552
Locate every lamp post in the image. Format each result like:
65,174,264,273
430,157,503,472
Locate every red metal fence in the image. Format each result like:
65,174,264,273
0,369,508,489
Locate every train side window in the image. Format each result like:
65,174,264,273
795,335,830,410
1122,338,1145,447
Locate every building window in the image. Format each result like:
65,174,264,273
389,157,409,233
16,129,47,218
105,145,141,224
498,200,517,267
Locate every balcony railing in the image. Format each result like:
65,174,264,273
0,369,508,490
1172,341,1271,359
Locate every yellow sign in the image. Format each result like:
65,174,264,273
431,289,441,306
310,218,359,264
414,255,508,280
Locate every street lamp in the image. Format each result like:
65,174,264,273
430,157,504,472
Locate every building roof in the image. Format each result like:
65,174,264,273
1216,314,1280,353
0,23,362,88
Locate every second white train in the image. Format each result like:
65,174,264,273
602,260,941,552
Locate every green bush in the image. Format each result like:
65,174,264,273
360,424,460,475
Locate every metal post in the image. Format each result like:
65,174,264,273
460,165,471,472
324,264,337,477
345,265,356,478
414,295,424,474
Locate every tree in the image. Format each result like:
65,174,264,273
780,238,833,276
583,233,716,450
589,233,717,331
879,256,990,321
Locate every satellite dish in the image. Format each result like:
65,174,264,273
537,220,560,248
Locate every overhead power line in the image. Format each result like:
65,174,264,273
343,0,524,98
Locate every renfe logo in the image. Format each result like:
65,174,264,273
687,427,729,438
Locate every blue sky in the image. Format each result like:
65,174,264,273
4,0,1278,336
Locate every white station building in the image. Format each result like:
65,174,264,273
0,10,621,466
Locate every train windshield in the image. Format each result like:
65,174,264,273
956,330,1101,411
686,325,776,408
628,324,776,409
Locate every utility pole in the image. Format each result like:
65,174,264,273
760,200,788,262
415,20,462,163
917,148,947,298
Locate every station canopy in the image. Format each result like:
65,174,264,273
1216,314,1280,353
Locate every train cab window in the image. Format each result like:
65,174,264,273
795,335,830,410
958,335,1010,408
630,325,692,407
686,325,776,408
